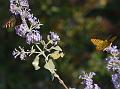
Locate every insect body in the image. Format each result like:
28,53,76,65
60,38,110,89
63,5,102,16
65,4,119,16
3,15,22,29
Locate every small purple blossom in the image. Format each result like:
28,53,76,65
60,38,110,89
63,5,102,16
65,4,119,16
12,46,27,60
15,24,29,37
112,73,120,89
26,30,42,44
104,45,119,57
19,0,29,8
106,57,120,72
94,84,101,89
19,8,30,18
79,71,100,89
27,13,43,29
10,0,20,15
48,32,60,45
11,0,30,18
12,48,20,58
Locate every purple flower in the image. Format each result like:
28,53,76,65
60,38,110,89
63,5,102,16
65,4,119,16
19,0,29,8
27,13,43,29
48,32,60,45
79,71,100,89
10,0,20,15
94,84,101,89
106,57,120,72
10,0,29,15
12,48,20,58
112,73,120,89
26,30,42,44
10,0,43,45
19,8,30,19
12,46,27,60
15,24,29,37
105,44,120,89
105,45,120,73
104,45,119,57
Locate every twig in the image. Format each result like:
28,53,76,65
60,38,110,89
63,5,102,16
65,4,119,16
54,73,69,89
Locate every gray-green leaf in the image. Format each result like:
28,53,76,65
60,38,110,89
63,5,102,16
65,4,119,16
52,46,62,51
44,59,56,74
32,55,40,70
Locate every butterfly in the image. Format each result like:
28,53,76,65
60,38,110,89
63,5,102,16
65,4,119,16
3,15,22,29
91,36,117,51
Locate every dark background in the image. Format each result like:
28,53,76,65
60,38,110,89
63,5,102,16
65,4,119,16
0,0,120,89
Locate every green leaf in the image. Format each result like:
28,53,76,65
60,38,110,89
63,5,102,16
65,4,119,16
50,51,61,60
52,46,62,51
32,55,40,70
44,59,56,74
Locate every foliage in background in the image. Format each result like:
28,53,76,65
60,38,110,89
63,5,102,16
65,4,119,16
0,0,120,89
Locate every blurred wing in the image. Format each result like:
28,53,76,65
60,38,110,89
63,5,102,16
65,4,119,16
109,36,117,43
91,39,110,51
3,16,16,28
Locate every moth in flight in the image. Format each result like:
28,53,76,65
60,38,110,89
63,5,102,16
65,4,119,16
91,36,117,51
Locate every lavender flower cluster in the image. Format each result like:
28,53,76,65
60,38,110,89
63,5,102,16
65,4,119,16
104,45,120,89
79,71,101,89
12,31,61,61
78,42,120,89
10,0,43,44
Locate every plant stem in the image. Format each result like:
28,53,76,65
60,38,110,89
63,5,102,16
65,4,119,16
55,73,69,89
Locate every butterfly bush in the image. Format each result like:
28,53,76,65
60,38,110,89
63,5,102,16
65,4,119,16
104,45,120,89
9,0,120,89
10,0,43,42
9,0,69,89
79,71,101,89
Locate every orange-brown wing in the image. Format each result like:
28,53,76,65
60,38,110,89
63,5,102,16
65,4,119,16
96,41,110,51
3,16,16,28
91,39,110,51
91,39,104,46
